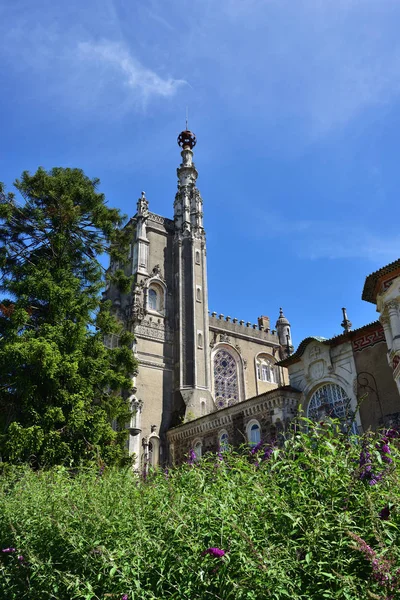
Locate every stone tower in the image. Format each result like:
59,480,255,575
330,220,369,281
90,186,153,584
173,130,214,417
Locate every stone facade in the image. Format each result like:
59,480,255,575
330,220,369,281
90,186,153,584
279,320,400,432
363,259,400,396
167,386,300,464
105,130,293,469
105,128,400,469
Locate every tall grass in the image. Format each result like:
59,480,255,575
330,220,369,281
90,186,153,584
0,422,399,599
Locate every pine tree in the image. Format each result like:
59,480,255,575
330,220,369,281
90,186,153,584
0,167,137,467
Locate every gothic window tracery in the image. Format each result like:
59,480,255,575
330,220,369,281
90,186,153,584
307,383,357,433
213,349,239,409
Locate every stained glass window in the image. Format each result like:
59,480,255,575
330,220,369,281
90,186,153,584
219,431,229,450
308,383,357,433
213,349,239,409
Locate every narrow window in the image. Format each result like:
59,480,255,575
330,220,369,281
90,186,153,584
195,251,201,265
196,286,202,302
148,288,157,311
198,332,203,348
248,423,261,446
194,441,202,459
219,431,229,451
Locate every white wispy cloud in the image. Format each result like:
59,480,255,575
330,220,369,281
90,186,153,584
78,40,185,101
253,212,399,262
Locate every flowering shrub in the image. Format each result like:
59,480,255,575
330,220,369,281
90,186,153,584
0,422,399,599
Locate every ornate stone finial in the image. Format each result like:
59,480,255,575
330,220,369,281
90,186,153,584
341,307,352,333
276,307,289,326
137,191,149,217
177,130,197,150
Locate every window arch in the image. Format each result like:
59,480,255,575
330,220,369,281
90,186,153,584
193,440,202,459
307,383,357,433
256,355,277,383
213,348,239,409
147,282,165,315
219,430,229,451
247,420,261,446
148,436,160,467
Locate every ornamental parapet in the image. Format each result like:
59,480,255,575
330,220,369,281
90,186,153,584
209,312,280,345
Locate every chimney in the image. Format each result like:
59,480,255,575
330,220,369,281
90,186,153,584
258,315,270,330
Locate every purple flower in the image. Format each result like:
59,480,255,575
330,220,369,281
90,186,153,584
250,440,263,455
2,548,16,554
202,547,226,558
17,555,24,562
122,595,128,600
187,449,197,465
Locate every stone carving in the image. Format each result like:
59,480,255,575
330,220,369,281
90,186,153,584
148,212,174,231
150,264,165,282
310,360,325,379
135,320,173,343
137,191,149,217
309,346,321,360
220,333,230,343
131,283,145,322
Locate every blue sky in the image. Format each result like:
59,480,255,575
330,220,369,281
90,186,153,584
1,0,400,346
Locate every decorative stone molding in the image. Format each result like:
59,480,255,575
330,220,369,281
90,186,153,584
148,212,174,231
352,326,386,352
135,319,173,343
167,388,300,443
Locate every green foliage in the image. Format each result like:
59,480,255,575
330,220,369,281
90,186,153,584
0,168,137,467
0,424,399,599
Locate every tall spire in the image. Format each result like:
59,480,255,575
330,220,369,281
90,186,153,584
173,128,213,417
174,129,203,235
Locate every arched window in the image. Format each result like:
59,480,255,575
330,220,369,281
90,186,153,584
194,440,202,459
256,355,277,383
148,436,160,467
219,430,229,451
307,383,357,433
213,349,239,409
247,420,261,445
147,283,165,315
148,288,158,311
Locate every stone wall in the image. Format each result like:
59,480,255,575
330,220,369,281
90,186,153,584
167,387,300,464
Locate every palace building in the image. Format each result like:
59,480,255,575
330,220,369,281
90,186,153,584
105,129,294,468
106,130,400,468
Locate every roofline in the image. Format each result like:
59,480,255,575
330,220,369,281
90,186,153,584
278,320,382,367
362,259,400,304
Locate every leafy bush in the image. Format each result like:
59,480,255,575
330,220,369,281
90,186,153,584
0,422,399,599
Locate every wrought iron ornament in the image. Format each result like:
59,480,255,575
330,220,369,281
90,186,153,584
177,130,197,149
